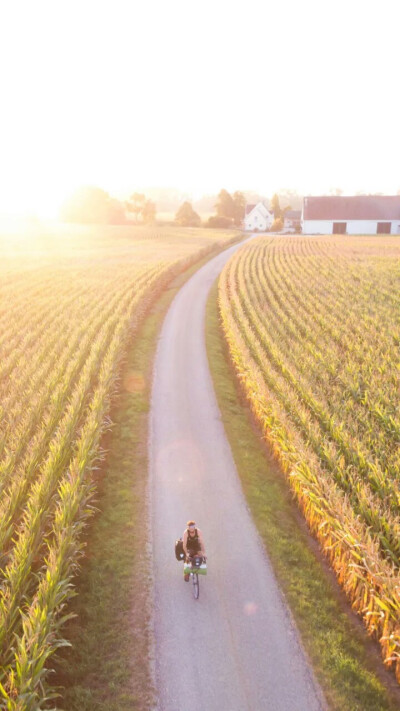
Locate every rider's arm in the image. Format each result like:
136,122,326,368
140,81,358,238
182,530,188,557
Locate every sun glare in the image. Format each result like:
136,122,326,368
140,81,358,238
0,180,67,221
0,0,399,223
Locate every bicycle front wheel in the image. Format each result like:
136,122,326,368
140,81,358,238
192,572,199,599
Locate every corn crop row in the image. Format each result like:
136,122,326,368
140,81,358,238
219,235,400,681
0,229,223,708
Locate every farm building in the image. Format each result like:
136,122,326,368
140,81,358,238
244,202,274,232
302,195,400,235
283,209,301,232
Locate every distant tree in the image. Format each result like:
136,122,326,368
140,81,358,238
125,193,156,223
142,199,157,223
270,193,291,226
232,191,246,226
215,189,235,221
206,215,232,228
270,217,284,232
60,186,126,224
270,193,282,220
175,201,201,227
126,193,146,222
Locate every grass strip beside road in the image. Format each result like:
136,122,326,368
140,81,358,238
55,239,242,711
206,279,400,711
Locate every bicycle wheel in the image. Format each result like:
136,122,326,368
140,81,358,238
192,572,199,599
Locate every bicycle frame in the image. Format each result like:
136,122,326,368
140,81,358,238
185,555,205,599
190,569,199,599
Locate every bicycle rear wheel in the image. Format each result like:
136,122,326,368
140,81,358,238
192,572,199,599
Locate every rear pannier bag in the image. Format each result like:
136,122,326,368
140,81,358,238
175,538,184,561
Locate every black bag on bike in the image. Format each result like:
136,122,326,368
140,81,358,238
175,538,184,561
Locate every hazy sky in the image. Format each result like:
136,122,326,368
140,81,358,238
0,0,399,216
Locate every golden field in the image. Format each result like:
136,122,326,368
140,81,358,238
219,235,400,681
0,223,236,708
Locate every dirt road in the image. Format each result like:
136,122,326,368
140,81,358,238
149,241,325,711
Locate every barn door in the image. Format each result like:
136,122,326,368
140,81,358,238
377,222,390,234
333,222,346,234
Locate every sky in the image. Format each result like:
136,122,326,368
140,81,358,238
0,0,399,217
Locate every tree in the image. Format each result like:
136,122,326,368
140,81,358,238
215,189,235,222
126,193,146,222
270,193,282,220
270,193,291,229
232,191,246,226
142,199,157,224
60,186,126,224
270,217,284,232
125,193,156,223
175,201,201,227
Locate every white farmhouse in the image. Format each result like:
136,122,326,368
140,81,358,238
302,195,400,235
244,202,274,232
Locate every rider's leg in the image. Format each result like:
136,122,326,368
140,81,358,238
184,555,190,582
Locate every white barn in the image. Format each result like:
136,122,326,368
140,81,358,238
244,202,274,232
302,195,400,235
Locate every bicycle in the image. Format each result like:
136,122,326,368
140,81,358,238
186,555,206,600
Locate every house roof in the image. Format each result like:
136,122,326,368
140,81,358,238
303,195,400,221
284,210,301,220
245,202,272,219
257,202,272,218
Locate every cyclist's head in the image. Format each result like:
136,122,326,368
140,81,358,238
187,520,196,531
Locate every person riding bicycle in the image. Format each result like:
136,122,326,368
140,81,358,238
183,520,206,582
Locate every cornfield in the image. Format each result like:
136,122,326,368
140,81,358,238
219,235,400,681
0,223,236,709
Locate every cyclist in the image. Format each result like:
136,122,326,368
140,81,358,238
183,520,206,582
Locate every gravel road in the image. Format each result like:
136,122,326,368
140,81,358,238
149,241,326,711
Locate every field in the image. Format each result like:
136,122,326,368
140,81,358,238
218,235,400,682
0,222,237,709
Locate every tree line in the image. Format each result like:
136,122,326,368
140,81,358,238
60,185,292,229
61,186,248,227
60,187,156,225
175,189,246,227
